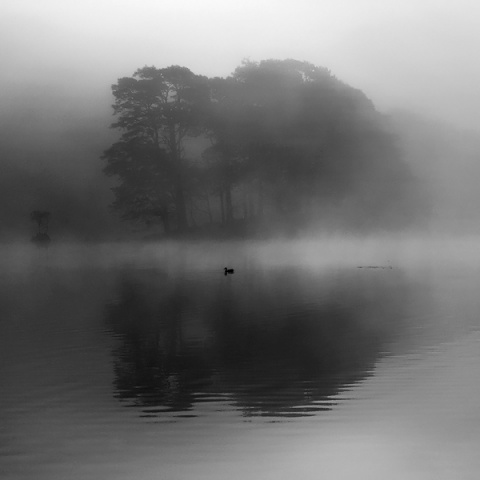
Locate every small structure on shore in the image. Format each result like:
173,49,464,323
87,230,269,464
30,210,51,247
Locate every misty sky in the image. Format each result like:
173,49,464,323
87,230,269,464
2,0,480,240
2,0,480,131
0,0,480,128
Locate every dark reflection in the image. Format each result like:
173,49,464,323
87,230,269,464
105,267,410,419
106,273,212,415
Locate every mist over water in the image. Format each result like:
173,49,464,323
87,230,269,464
3,1,480,478
2,238,480,479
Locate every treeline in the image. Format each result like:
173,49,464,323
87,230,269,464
102,59,421,236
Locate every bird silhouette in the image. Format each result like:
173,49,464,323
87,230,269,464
224,267,234,275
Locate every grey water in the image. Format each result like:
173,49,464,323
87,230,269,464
2,239,480,480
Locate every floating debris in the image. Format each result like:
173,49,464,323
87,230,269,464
357,266,393,269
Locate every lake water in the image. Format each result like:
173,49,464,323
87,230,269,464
2,238,480,480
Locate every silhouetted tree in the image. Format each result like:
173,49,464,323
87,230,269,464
30,210,50,232
103,139,175,232
30,210,51,246
102,59,420,236
205,76,253,224
225,60,383,226
103,65,210,232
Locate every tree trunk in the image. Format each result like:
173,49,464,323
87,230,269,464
242,184,248,220
225,184,233,225
175,177,188,232
248,183,255,220
188,196,197,227
219,190,225,225
205,194,213,224
160,210,170,235
257,179,264,218
169,127,188,232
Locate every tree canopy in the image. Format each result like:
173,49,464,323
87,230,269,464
102,59,421,236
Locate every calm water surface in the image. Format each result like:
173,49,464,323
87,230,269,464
1,240,480,479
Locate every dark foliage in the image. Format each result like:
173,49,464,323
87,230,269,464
102,59,421,236
30,210,51,246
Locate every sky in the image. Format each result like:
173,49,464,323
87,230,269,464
1,0,480,238
2,0,480,130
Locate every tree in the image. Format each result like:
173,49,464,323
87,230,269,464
102,59,420,236
103,65,210,232
103,140,174,233
220,59,411,230
205,60,344,226
30,210,51,246
204,76,251,225
30,210,50,233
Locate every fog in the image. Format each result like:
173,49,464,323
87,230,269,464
4,234,480,278
5,6,480,478
2,0,480,241
5,235,480,479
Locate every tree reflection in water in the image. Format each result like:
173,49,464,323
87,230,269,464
105,267,410,419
